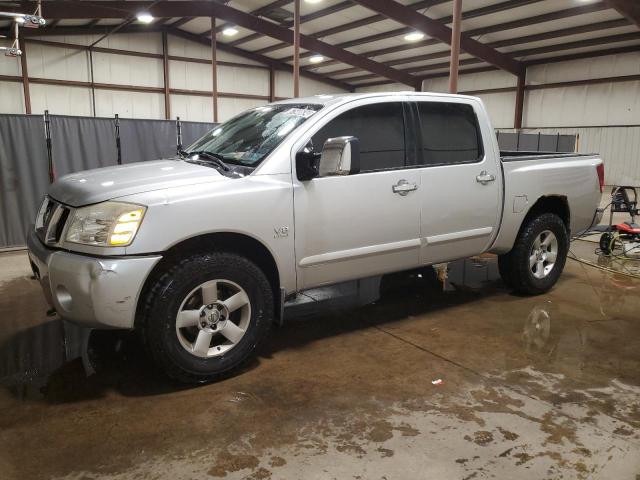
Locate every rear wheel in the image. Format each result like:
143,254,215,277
140,252,273,383
498,213,568,295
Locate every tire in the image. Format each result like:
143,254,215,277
140,252,273,383
599,232,614,255
499,213,569,295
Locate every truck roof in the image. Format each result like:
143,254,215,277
272,91,479,108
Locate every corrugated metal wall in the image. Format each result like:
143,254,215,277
0,33,349,122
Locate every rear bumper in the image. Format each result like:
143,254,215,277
27,230,161,329
592,207,605,229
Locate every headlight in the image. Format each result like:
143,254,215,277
65,201,146,247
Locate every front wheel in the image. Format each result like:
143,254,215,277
498,213,569,295
140,252,273,383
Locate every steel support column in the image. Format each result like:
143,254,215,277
448,0,462,93
514,72,525,129
19,32,31,114
293,0,300,98
210,17,218,123
162,31,171,119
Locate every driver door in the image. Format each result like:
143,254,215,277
292,99,422,290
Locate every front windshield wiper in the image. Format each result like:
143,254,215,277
179,149,230,171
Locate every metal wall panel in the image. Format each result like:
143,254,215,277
94,90,165,120
30,83,93,117
93,51,164,88
26,42,90,82
171,94,214,123
0,82,25,114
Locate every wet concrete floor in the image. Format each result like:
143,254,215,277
0,248,639,479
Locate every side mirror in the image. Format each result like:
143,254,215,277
295,147,321,181
318,136,360,177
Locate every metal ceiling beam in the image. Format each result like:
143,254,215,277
276,0,540,62
17,1,419,87
352,0,524,76
20,25,163,36
164,26,355,92
327,18,629,77
212,0,291,36
169,18,193,28
230,0,355,50
303,0,610,71
524,44,640,66
605,0,640,29
346,31,640,83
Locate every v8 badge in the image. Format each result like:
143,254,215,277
274,226,289,238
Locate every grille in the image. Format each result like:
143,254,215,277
36,197,70,246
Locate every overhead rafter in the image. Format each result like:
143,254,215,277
164,26,354,92
351,31,640,85
211,0,292,37
275,0,540,61
296,0,607,71
229,0,356,50
327,18,630,78
351,0,520,76
605,0,640,28
14,1,419,87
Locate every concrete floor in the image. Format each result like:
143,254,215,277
0,244,639,479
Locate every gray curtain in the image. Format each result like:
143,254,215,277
0,113,215,248
0,115,50,248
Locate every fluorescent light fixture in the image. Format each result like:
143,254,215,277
309,54,325,64
404,31,425,42
222,26,239,36
136,12,154,24
305,0,323,3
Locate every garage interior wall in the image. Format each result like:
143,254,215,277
357,51,640,186
0,32,348,122
1,32,639,185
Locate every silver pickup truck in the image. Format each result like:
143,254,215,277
27,92,605,382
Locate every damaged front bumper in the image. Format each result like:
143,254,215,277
27,230,161,329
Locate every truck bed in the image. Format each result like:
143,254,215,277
500,151,595,162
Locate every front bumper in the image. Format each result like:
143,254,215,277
27,230,162,329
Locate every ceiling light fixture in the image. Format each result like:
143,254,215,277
222,26,239,36
305,0,323,4
136,12,154,24
309,54,325,64
404,31,425,42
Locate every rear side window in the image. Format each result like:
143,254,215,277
311,102,406,172
416,102,483,166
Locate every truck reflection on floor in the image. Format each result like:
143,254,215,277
2,254,635,402
0,257,501,400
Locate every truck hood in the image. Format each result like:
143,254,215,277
49,159,228,207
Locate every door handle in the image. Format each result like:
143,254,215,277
392,179,418,196
476,171,496,185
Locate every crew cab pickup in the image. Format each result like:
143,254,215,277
27,92,605,382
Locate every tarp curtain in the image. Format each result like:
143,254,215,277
0,114,215,248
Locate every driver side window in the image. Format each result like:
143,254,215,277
311,102,406,172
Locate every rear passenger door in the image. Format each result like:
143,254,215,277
413,99,501,264
292,99,422,289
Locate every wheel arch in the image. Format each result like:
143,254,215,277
135,232,282,329
521,195,570,233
